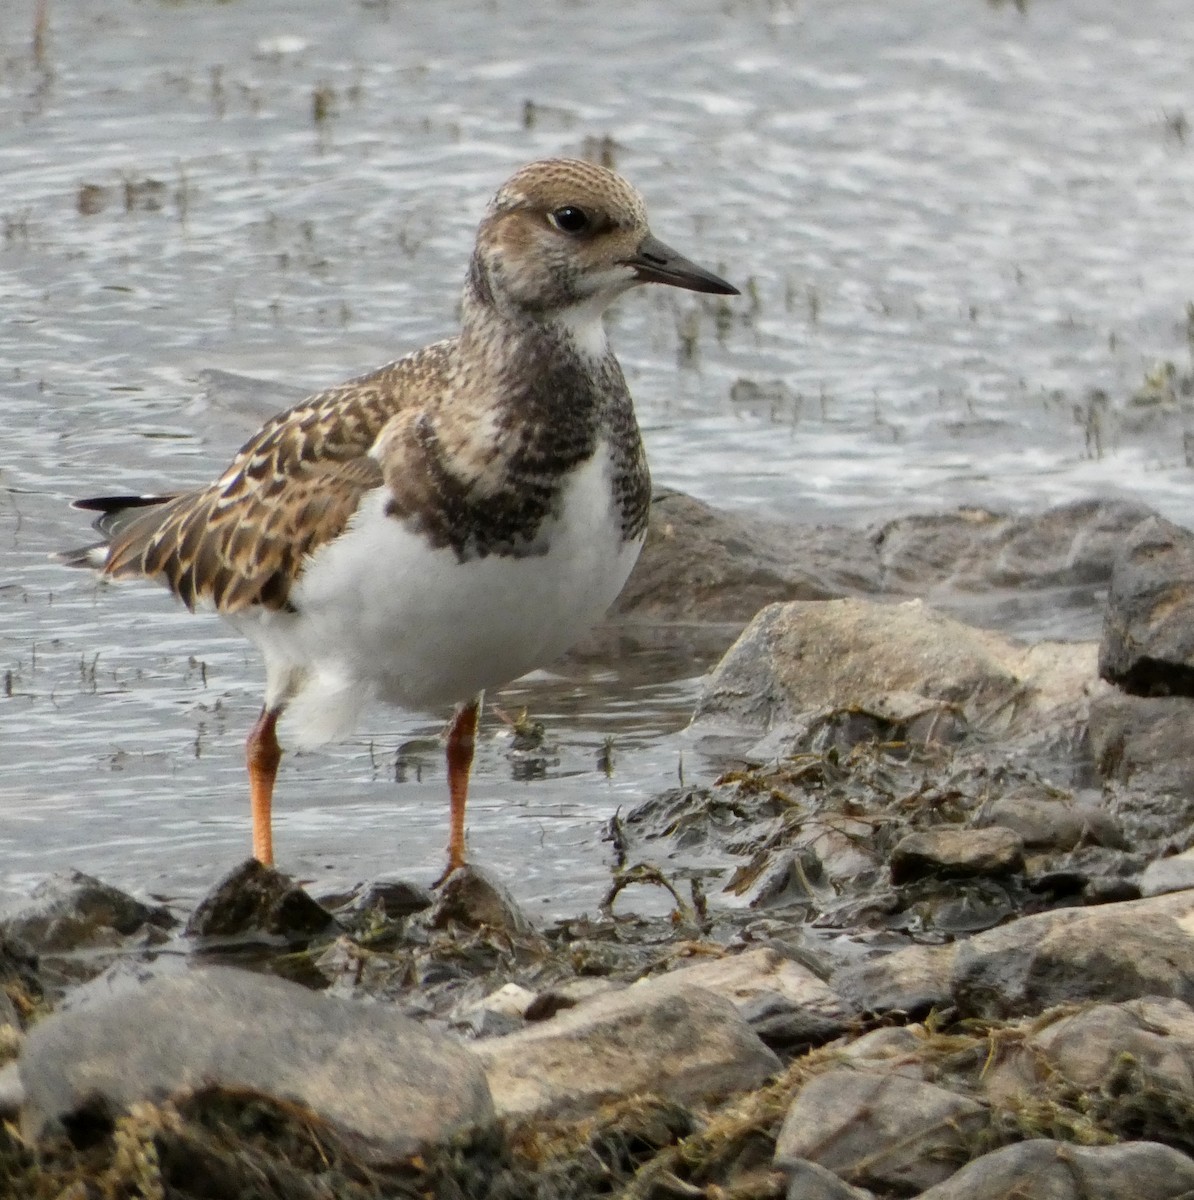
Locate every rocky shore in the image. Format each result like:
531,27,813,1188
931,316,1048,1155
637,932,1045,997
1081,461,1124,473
6,491,1194,1199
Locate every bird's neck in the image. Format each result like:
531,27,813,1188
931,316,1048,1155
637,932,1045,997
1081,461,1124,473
460,257,612,370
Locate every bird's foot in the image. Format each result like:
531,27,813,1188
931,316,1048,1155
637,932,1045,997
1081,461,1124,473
431,857,468,889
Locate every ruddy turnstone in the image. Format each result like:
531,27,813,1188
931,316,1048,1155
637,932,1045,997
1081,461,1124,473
61,157,738,877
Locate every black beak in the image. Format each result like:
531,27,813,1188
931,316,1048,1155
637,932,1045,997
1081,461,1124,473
624,233,739,295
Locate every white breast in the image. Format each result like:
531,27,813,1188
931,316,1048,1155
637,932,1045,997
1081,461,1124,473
229,444,643,748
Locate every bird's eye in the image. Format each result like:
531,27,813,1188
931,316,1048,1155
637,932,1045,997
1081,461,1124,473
548,206,591,235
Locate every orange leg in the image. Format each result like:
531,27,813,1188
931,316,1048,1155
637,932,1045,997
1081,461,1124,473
438,696,480,884
246,706,282,866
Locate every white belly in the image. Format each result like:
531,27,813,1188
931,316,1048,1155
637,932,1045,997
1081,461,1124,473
228,447,642,747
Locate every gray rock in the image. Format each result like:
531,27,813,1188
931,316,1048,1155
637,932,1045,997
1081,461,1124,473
693,598,1098,740
474,982,780,1119
1100,514,1194,696
984,996,1194,1106
340,877,433,921
633,947,854,1049
950,890,1194,1018
453,1007,524,1039
615,493,1149,635
783,1156,876,1200
1025,850,1144,908
19,965,493,1157
612,489,875,623
1140,851,1194,897
185,859,336,941
738,989,852,1051
875,498,1154,596
979,792,1123,851
451,983,537,1037
832,943,957,1017
1088,690,1194,838
915,1138,1194,1200
51,952,188,1014
428,864,539,939
890,827,1025,884
774,1068,986,1193
873,508,1011,592
1,869,174,952
834,1026,927,1079
837,890,1194,1020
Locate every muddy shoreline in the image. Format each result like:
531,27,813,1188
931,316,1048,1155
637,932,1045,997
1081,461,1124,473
7,487,1194,1198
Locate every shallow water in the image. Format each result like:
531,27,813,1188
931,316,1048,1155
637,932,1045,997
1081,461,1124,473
3,0,1194,916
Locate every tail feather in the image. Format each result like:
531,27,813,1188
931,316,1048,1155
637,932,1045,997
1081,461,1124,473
51,543,110,569
53,494,177,573
72,494,176,539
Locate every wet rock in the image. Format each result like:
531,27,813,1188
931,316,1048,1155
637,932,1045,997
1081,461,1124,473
623,738,1109,943
738,990,854,1052
877,498,1154,595
619,777,886,911
978,791,1123,852
0,872,175,995
781,695,971,759
453,1007,524,1039
1140,850,1194,897
475,981,537,1018
615,493,1149,635
310,935,372,993
339,877,433,921
694,598,1099,742
1026,848,1144,907
890,827,1024,884
451,983,537,1038
0,870,174,953
835,1026,928,1079
950,890,1194,1018
984,996,1194,1106
837,890,1194,1019
19,965,493,1157
51,951,188,1015
475,983,780,1119
321,877,433,953
914,1139,1194,1200
782,1157,876,1200
1088,691,1194,838
832,944,957,1018
636,947,855,1051
184,859,336,941
428,864,539,940
613,489,876,623
774,1068,986,1193
1099,514,1194,696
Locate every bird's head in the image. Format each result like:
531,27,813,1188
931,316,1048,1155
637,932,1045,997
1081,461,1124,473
469,158,738,347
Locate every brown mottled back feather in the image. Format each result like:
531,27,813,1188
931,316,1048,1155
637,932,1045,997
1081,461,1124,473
103,349,450,612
